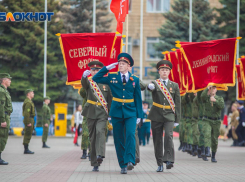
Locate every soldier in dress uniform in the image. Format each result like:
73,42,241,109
82,61,112,172
0,73,13,165
147,60,181,172
92,53,143,174
201,86,224,162
23,89,35,154
197,91,205,159
42,96,51,148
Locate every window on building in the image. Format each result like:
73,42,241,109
146,37,160,61
109,0,132,12
147,0,170,13
122,37,132,55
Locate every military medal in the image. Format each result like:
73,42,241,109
103,85,106,91
133,82,135,87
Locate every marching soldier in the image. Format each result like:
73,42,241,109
23,89,35,154
201,86,224,162
42,96,51,148
82,61,112,172
180,96,188,152
0,73,13,165
197,91,205,159
147,60,181,172
191,93,200,156
79,88,91,160
93,53,143,174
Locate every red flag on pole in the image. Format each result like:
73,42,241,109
179,38,237,92
110,0,129,34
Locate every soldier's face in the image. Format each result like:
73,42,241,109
90,69,100,77
119,61,130,73
3,78,11,87
209,87,217,95
143,104,148,109
29,91,34,99
45,99,50,104
158,68,170,79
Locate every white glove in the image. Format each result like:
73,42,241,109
108,117,111,121
106,62,118,70
148,83,155,90
143,119,146,123
174,123,179,127
242,122,245,127
83,70,91,78
136,118,141,124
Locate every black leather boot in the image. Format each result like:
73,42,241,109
211,152,217,163
188,144,193,153
231,140,238,146
205,147,211,157
178,142,183,151
185,143,190,152
0,152,8,165
201,146,205,157
193,145,198,156
42,142,50,148
182,143,187,152
197,147,202,158
24,144,34,154
80,149,87,159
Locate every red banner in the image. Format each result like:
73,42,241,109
58,33,122,88
239,57,245,86
236,65,245,100
110,0,129,34
180,38,237,92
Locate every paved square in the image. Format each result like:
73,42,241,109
1,136,245,182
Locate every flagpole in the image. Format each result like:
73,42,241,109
43,0,47,97
93,0,96,33
189,0,192,42
236,0,240,100
140,0,144,100
126,15,129,53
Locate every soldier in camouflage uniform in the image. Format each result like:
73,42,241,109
178,96,185,151
42,96,51,148
201,86,224,162
197,91,205,159
23,89,35,154
182,93,193,154
0,73,13,165
80,87,90,160
190,93,200,156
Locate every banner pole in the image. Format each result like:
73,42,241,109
43,0,47,97
189,0,192,42
126,14,129,53
236,0,240,100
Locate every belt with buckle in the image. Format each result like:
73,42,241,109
152,102,171,110
87,100,102,106
112,97,134,103
203,116,220,120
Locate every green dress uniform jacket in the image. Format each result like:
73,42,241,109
22,98,35,145
42,104,51,143
0,84,13,152
147,80,181,123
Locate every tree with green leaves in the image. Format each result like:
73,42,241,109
155,0,221,54
0,0,67,108
58,0,112,33
216,0,245,56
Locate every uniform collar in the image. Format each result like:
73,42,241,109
160,78,169,85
